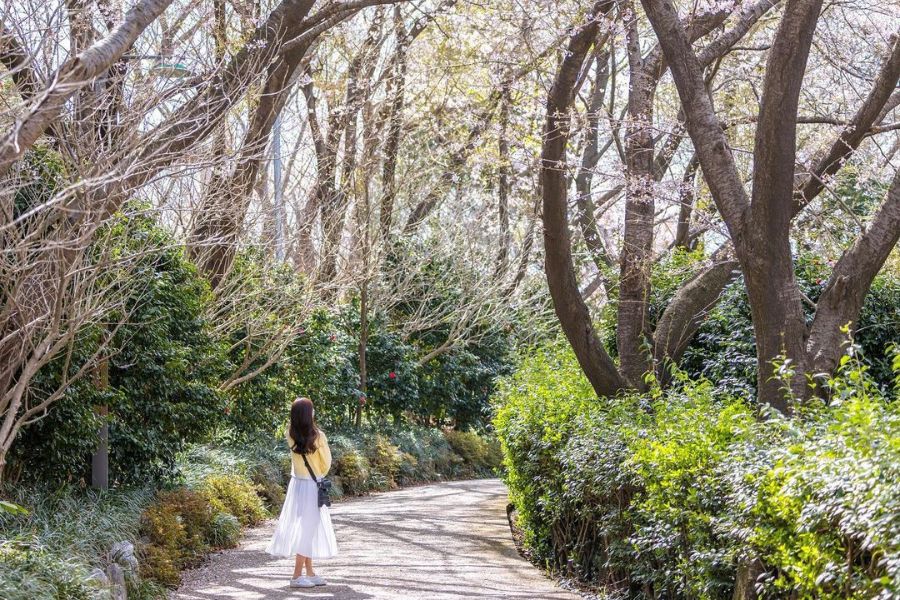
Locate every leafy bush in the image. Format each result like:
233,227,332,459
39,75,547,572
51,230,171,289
201,475,268,527
367,435,403,489
176,437,290,512
388,426,457,482
444,429,502,476
494,339,900,599
749,383,900,598
138,542,181,588
142,489,213,562
680,258,900,397
334,450,371,496
494,340,634,574
136,446,279,586
139,501,191,587
9,214,226,486
626,382,755,598
138,486,244,586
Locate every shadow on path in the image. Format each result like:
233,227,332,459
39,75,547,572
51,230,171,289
173,479,579,600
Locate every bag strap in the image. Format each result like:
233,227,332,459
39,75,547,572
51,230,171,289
299,451,320,483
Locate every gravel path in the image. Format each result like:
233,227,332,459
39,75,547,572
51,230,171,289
173,479,579,600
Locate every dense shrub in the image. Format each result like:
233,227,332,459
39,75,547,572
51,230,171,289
334,450,372,496
206,513,241,549
366,435,403,490
444,429,502,476
494,340,900,599
748,390,900,597
139,499,195,587
201,475,268,527
9,214,226,486
680,257,900,396
104,220,226,483
137,484,253,586
389,426,458,482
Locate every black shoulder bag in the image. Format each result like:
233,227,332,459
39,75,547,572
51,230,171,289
300,452,333,508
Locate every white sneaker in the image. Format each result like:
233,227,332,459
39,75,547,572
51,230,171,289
290,576,315,588
308,575,327,586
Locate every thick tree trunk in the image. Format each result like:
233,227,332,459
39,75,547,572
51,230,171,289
642,0,825,414
741,0,823,410
541,0,624,399
741,250,808,412
617,11,657,389
616,2,733,389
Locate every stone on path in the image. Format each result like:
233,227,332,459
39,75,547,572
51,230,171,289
173,479,580,600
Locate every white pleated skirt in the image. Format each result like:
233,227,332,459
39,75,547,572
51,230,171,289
266,476,338,559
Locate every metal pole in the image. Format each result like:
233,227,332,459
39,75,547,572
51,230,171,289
273,113,285,262
91,359,109,490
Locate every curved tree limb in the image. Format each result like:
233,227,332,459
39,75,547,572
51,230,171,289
807,169,900,376
653,257,740,383
541,0,624,398
0,0,173,179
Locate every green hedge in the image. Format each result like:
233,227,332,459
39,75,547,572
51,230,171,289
493,340,900,599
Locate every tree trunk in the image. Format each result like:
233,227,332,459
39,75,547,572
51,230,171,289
653,258,739,383
357,282,368,429
617,11,657,390
541,0,625,399
806,169,900,376
495,86,512,275
740,0,823,410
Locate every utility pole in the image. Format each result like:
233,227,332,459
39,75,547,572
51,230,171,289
273,113,285,262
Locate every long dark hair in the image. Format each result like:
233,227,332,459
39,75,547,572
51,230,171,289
289,397,319,455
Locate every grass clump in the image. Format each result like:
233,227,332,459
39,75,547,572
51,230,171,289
0,543,104,600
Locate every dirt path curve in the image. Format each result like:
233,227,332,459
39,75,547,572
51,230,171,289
173,479,579,600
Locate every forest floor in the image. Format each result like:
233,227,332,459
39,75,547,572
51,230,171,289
172,479,580,600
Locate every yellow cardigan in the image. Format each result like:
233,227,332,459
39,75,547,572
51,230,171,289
287,430,332,480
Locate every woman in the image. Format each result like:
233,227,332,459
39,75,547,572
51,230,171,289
266,397,338,588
